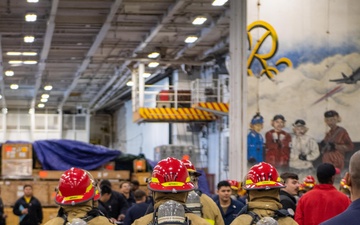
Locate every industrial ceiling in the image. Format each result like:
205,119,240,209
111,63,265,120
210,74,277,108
0,0,230,113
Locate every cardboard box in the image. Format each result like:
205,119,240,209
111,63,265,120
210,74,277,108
1,143,33,178
2,143,32,160
33,182,50,206
48,181,60,206
38,170,64,180
102,170,130,180
1,159,33,178
132,172,151,185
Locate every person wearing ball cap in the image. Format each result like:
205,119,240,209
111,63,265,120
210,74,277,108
295,163,350,225
44,167,114,225
230,162,297,225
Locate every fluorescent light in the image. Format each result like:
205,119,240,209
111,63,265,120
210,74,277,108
6,52,37,56
192,16,207,25
38,103,45,108
22,52,37,56
41,94,50,99
143,72,151,78
9,60,23,64
148,52,160,59
6,52,22,56
126,81,134,86
185,36,198,43
0,95,2,99
5,70,14,76
27,0,39,2
148,62,159,68
10,84,19,90
24,36,35,43
40,98,48,103
44,85,53,91
25,13,37,22
23,60,38,64
212,0,228,6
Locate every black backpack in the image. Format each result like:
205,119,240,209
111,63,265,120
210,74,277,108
237,205,291,225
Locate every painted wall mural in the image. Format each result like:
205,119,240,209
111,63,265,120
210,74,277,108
246,0,360,145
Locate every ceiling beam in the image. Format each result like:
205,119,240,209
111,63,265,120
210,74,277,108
58,0,124,109
199,36,229,60
88,0,187,110
31,0,59,109
0,35,7,108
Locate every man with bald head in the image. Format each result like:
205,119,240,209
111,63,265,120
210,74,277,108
320,150,360,225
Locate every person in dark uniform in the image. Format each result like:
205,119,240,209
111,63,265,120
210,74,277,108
279,172,299,216
99,179,129,222
123,189,149,225
215,181,244,225
13,184,43,225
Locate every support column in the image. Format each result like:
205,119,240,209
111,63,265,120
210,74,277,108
229,0,247,180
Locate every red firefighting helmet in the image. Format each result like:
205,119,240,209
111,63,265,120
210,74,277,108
55,167,98,205
181,159,202,177
244,162,285,190
303,175,316,188
227,180,241,190
148,157,194,193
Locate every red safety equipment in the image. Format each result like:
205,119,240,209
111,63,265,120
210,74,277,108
303,175,316,188
181,159,201,177
227,180,241,190
55,167,97,205
244,162,285,190
148,157,194,193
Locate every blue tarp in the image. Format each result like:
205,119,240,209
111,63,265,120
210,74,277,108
32,139,121,170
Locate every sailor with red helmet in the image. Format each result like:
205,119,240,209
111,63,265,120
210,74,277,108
44,167,114,225
132,157,210,225
181,159,224,225
230,162,298,225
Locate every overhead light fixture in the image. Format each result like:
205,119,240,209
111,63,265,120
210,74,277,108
5,70,14,76
185,36,198,43
24,36,35,43
9,60,23,64
22,52,37,56
0,95,2,99
10,84,19,90
6,51,37,56
148,62,159,68
192,16,207,25
27,0,39,2
38,103,45,108
148,52,160,59
41,94,50,99
40,98,48,103
143,72,151,78
44,85,53,91
23,60,38,64
6,52,21,56
126,81,134,86
212,0,228,6
25,13,37,22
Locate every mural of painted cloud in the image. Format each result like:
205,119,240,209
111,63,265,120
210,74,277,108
246,0,360,146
